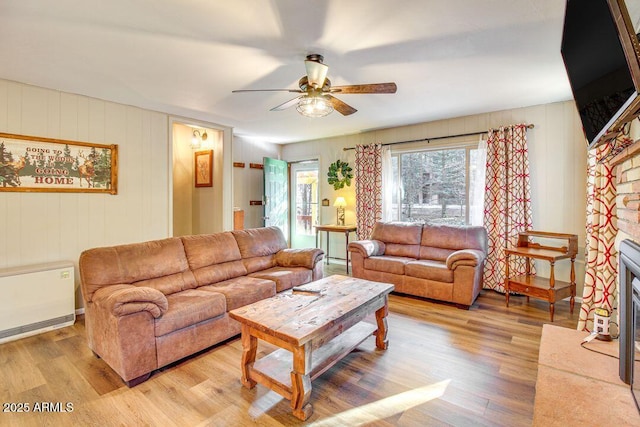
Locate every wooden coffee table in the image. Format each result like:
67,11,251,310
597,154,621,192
228,275,394,420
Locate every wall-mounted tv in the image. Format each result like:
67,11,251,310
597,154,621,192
561,0,640,149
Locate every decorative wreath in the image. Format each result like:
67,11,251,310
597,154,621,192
327,160,353,190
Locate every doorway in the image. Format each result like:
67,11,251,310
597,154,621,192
263,157,290,240
290,160,319,249
170,119,233,236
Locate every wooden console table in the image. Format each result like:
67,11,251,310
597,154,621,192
504,231,578,322
314,224,357,274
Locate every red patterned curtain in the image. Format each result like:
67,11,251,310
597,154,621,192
355,143,383,239
578,144,619,331
482,124,533,291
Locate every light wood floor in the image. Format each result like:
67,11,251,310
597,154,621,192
0,264,577,426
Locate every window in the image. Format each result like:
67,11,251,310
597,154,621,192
390,144,481,225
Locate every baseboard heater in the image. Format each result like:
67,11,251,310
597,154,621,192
0,261,75,344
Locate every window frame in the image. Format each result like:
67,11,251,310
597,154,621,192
390,140,479,225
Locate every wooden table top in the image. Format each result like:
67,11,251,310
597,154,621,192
314,224,357,232
229,275,394,346
503,246,575,261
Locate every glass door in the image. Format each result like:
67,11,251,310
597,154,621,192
290,161,319,249
263,157,289,240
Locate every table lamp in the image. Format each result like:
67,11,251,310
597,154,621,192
334,197,346,226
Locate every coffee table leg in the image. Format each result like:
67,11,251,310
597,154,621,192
290,344,313,420
375,297,389,350
240,325,257,388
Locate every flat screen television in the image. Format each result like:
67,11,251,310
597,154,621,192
561,0,640,149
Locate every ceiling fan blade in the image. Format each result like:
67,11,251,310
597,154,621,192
270,96,303,111
232,89,303,93
330,82,397,94
326,95,357,116
305,60,329,89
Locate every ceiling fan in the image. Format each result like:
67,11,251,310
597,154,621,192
232,54,397,117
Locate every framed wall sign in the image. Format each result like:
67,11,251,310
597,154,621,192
0,132,118,194
194,150,213,187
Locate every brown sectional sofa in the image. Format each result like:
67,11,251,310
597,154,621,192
79,226,323,386
348,221,487,308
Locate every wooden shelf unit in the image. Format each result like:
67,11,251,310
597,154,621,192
504,231,578,322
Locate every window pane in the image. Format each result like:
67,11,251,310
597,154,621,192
399,149,466,225
469,147,486,226
391,155,399,221
295,170,318,235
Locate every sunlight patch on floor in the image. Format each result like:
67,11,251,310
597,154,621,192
309,379,451,426
247,390,285,419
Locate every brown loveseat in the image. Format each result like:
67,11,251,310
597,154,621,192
79,226,323,386
348,221,487,308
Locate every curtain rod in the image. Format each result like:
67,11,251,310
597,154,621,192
342,123,535,151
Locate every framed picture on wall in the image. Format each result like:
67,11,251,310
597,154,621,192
194,150,213,187
0,132,118,194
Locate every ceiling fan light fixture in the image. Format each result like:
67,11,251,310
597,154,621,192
305,56,328,89
232,54,395,117
296,95,333,118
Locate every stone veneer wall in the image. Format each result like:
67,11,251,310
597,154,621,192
613,135,640,245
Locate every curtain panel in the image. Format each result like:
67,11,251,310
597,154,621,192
482,124,534,291
578,144,619,331
469,136,487,226
355,143,383,239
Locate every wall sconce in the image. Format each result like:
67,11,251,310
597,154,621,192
191,129,208,149
334,197,346,226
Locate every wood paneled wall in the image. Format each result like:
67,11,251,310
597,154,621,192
232,136,280,229
0,79,170,306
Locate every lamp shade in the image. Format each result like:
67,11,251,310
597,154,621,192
191,129,201,149
334,197,347,207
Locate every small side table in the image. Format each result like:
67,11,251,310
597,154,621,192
504,231,578,322
314,224,357,274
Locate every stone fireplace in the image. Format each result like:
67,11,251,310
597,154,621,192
613,134,640,246
607,126,640,406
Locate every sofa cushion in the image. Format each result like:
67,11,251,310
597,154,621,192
405,260,454,283
191,260,248,287
199,276,276,311
154,289,226,337
232,226,287,258
79,237,196,300
371,222,423,244
249,267,312,292
181,233,242,269
243,255,277,274
364,256,415,275
133,271,199,296
418,246,455,262
420,224,487,252
384,243,421,259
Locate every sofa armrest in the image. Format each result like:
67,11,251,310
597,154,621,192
93,284,168,318
446,249,485,270
276,248,324,269
348,240,386,258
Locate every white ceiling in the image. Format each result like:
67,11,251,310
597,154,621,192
0,0,573,144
